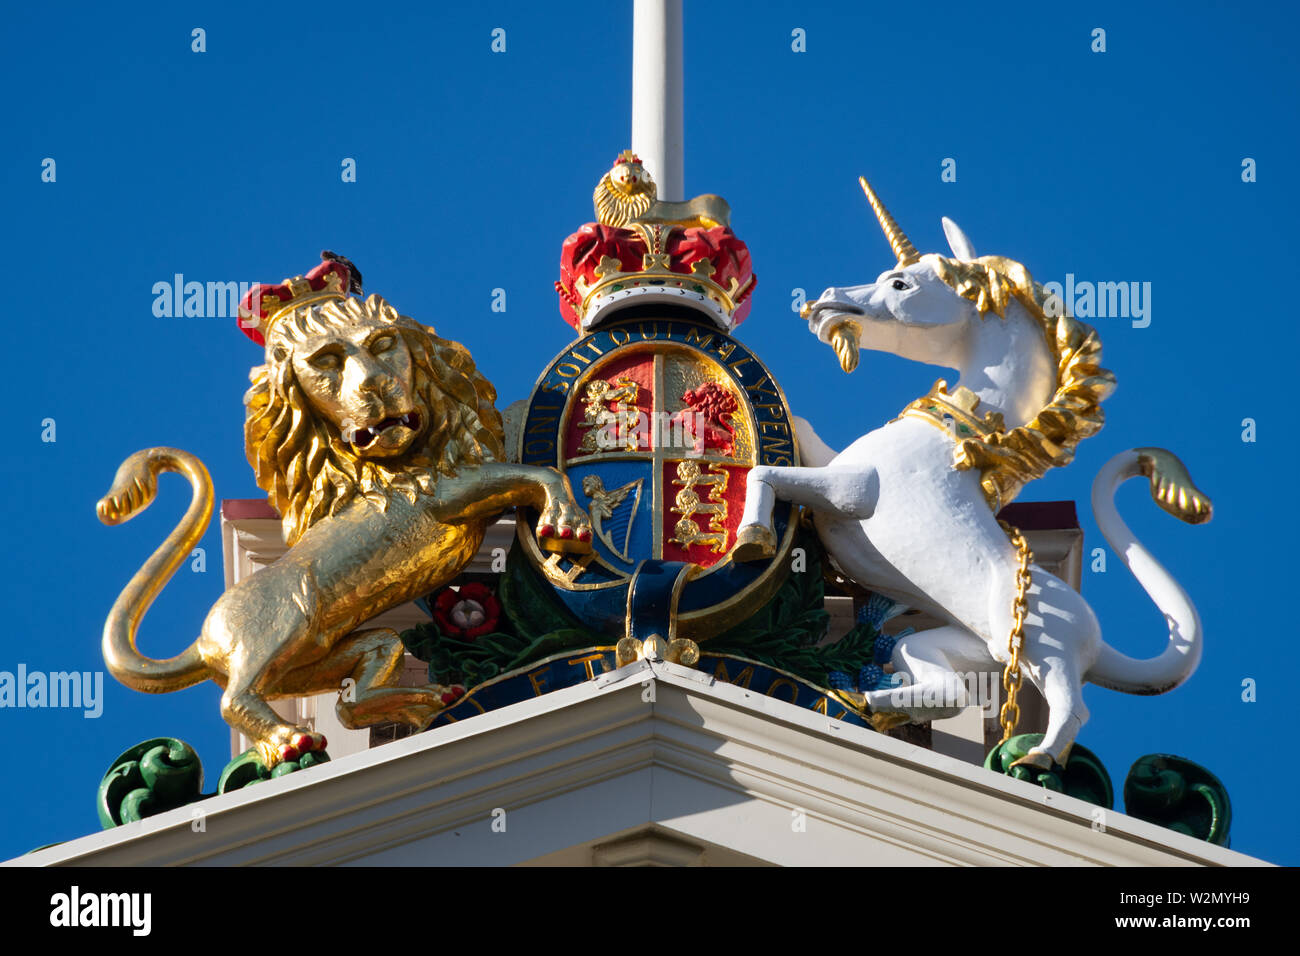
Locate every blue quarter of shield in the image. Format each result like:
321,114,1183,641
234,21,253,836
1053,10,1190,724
569,461,650,567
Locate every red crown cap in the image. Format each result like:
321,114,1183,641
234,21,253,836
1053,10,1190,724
237,252,361,346
556,223,756,332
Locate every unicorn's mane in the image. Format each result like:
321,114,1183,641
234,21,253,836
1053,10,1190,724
925,253,1117,509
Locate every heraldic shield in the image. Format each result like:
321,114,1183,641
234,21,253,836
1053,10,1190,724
517,314,800,646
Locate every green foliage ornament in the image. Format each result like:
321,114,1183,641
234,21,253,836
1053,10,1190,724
1123,754,1231,846
984,733,1114,808
97,737,332,828
217,747,330,793
403,531,892,696
402,541,600,688
96,738,204,829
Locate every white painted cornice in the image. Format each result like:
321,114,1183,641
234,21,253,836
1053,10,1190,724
10,661,1264,868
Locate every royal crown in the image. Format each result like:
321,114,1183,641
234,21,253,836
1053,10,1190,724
237,251,362,346
556,152,756,332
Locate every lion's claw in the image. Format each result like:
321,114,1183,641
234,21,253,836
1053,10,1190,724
437,684,466,707
291,731,327,754
260,728,328,768
538,500,593,554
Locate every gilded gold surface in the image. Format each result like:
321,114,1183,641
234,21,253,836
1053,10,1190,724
594,151,730,230
521,520,632,591
666,638,701,667
615,637,643,667
661,352,753,462
882,255,1116,511
641,633,669,661
936,256,1116,510
669,460,730,554
577,252,739,323
996,521,1033,748
522,322,803,640
98,293,590,767
847,181,1118,511
583,474,644,561
573,157,740,329
868,711,914,733
595,152,654,227
859,177,920,266
899,379,1006,441
1135,447,1214,525
577,376,642,454
730,523,777,563
827,320,862,373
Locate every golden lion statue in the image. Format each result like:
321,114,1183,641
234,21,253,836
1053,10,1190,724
594,149,730,230
97,271,591,767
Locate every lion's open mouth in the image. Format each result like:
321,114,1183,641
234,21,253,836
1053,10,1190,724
351,412,420,449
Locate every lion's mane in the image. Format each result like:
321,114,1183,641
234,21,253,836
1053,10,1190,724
244,295,506,546
594,163,653,228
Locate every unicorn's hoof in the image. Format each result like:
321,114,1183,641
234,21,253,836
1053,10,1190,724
1008,749,1055,772
732,524,776,562
869,711,913,732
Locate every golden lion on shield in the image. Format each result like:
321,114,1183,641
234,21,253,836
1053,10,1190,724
97,258,591,766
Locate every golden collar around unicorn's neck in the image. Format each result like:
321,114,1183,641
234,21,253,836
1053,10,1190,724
897,379,1006,441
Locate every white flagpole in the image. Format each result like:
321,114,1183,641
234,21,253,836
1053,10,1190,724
631,0,684,201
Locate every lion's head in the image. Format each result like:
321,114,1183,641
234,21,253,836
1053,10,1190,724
244,294,505,545
593,152,656,228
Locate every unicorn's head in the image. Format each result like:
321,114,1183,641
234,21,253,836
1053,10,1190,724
802,178,1115,504
803,180,1035,371
803,179,1114,429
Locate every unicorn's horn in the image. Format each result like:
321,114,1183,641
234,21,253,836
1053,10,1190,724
859,177,920,266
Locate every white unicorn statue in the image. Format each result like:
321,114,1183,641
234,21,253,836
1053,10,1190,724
734,179,1213,771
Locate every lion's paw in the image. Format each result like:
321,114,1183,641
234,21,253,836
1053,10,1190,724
258,729,328,768
432,684,467,708
537,501,593,554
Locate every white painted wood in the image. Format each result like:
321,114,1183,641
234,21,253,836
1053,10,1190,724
10,662,1264,868
744,251,1208,768
632,0,684,200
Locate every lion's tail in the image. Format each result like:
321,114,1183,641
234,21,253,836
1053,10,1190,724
1084,447,1212,695
97,448,214,693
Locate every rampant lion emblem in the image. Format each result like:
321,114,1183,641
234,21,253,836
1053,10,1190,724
98,272,591,767
672,382,739,455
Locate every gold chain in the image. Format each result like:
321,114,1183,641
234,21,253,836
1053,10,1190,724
997,520,1033,744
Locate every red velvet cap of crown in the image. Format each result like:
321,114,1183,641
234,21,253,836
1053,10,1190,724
237,256,355,346
555,223,756,331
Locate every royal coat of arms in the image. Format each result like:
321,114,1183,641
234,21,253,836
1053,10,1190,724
510,150,808,661
88,148,1228,847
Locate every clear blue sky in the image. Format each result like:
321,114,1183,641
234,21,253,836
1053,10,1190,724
3,1,1296,863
